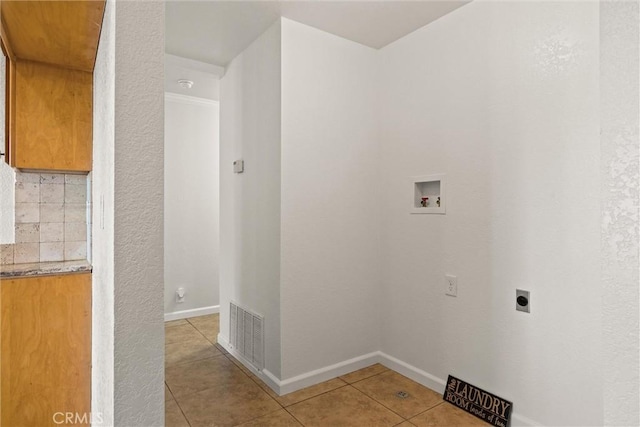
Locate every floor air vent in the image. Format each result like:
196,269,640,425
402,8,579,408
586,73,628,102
229,302,264,370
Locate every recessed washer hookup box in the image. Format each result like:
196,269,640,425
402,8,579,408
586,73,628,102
443,375,513,427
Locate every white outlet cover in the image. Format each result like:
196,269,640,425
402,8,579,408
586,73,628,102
445,274,457,297
176,287,186,303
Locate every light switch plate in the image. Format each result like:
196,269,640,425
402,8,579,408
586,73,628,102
233,160,244,173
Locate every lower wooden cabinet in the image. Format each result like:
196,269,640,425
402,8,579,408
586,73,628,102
1,273,91,427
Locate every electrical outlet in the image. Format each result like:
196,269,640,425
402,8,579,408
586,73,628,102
176,287,186,303
516,289,530,313
445,274,457,297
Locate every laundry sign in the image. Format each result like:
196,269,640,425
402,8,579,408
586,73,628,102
443,375,512,427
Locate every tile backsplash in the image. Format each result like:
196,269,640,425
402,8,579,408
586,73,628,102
0,172,90,265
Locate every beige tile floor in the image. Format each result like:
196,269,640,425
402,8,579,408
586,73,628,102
165,314,486,427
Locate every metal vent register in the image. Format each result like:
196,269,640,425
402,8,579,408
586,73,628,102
229,302,264,370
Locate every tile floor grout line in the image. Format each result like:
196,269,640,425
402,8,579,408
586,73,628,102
214,344,229,355
166,381,193,427
165,319,225,368
283,405,307,427
344,369,390,385
165,322,209,347
187,319,216,343
166,359,252,400
247,375,281,403
229,406,286,427
165,380,177,400
165,324,187,329
165,319,189,328
221,352,288,412
250,375,285,410
346,383,413,422
411,400,445,418
223,353,255,377
252,377,284,406
408,400,446,421
210,351,291,426
168,381,282,427
175,397,193,427
165,353,225,369
278,382,350,408
348,371,446,422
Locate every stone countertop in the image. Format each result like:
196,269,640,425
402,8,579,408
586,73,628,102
0,260,92,278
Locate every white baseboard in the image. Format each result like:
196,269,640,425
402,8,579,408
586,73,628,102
216,333,282,394
378,352,447,394
216,335,380,396
214,336,539,426
278,352,382,395
164,305,219,322
377,353,538,426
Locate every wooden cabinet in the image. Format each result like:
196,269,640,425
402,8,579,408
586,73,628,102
1,0,105,172
0,1,105,73
10,59,93,171
1,273,91,427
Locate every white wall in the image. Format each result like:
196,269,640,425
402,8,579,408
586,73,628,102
280,18,380,379
92,0,165,425
601,1,640,425
92,0,115,421
378,2,601,425
164,93,219,316
219,20,282,378
218,3,639,423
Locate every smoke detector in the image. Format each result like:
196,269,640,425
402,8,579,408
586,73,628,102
178,79,194,89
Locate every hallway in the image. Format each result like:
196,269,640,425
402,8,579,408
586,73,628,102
165,315,484,426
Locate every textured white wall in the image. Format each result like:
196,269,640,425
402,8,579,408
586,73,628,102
165,93,220,315
113,2,164,424
378,2,601,425
219,20,282,378
0,53,15,244
280,18,380,379
92,0,165,425
601,1,640,424
91,0,115,422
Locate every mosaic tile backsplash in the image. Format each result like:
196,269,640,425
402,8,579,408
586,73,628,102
0,172,90,265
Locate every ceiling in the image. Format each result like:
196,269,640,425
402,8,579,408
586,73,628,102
165,1,469,67
165,54,223,100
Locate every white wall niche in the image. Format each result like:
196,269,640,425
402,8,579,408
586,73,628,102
411,174,445,214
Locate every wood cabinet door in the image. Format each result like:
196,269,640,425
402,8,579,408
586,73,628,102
1,273,91,427
13,60,92,172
